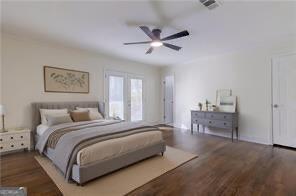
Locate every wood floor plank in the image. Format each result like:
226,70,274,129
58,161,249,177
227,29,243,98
1,128,296,196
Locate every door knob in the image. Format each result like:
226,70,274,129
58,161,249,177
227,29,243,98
273,104,279,108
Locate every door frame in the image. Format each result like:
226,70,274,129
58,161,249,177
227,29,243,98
271,52,296,145
162,74,175,125
104,69,145,121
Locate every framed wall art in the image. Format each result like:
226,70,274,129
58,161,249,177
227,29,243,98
218,96,237,112
44,66,89,93
216,89,232,105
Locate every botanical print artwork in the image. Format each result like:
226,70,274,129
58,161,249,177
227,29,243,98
44,66,89,93
50,72,86,89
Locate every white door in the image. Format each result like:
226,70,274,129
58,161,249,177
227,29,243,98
164,75,174,124
272,54,296,147
105,71,144,121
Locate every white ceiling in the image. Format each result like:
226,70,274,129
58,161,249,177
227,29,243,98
1,0,296,66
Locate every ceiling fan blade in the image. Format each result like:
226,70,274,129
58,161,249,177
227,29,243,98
140,26,156,40
124,41,152,45
163,43,182,51
161,30,189,41
146,47,154,54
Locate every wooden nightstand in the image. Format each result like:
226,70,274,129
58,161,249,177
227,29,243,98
0,129,32,154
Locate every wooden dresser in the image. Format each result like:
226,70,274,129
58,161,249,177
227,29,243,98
0,129,32,154
191,110,238,141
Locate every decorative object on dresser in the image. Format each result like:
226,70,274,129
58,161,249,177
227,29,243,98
44,66,89,93
191,110,238,142
0,105,6,132
198,102,202,111
216,89,232,105
218,96,237,112
0,128,32,154
205,99,210,111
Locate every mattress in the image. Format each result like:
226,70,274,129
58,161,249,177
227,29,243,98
77,130,163,166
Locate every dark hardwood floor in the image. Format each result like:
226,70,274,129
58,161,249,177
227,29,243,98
1,128,296,196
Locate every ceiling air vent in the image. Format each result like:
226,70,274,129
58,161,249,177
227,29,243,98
200,0,222,10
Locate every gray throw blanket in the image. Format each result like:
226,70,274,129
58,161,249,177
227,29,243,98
36,120,160,181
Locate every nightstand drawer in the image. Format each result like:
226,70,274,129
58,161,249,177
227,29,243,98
0,141,29,153
0,132,30,143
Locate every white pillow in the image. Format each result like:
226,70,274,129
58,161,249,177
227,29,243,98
40,108,68,125
76,107,103,120
46,114,73,126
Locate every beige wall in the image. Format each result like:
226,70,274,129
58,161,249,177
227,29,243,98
1,34,162,129
161,43,296,144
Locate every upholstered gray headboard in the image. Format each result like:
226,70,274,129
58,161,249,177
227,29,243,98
31,101,105,134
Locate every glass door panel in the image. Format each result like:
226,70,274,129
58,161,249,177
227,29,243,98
130,78,143,121
108,75,124,120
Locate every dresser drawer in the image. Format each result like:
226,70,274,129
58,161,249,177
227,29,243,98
0,140,29,153
192,118,204,124
205,113,233,121
203,119,216,127
215,120,233,128
191,111,205,119
0,132,30,143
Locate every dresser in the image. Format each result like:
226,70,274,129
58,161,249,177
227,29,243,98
0,129,32,154
191,110,238,141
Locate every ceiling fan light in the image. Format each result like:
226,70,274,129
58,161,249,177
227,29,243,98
150,41,163,47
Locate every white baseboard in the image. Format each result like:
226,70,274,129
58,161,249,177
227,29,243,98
239,135,271,145
148,120,163,125
183,125,272,145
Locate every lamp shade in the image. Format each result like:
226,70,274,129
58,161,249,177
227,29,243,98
0,105,6,115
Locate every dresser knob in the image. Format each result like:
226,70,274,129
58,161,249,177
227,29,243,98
20,136,23,138
10,137,13,139
224,123,227,125
224,116,226,119
11,145,14,147
0,139,2,141
0,146,3,149
21,143,24,146
209,121,212,124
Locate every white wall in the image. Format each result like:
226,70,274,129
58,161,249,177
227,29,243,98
1,34,162,129
0,33,3,127
161,44,296,145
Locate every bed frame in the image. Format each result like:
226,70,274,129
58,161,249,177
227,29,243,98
32,101,166,185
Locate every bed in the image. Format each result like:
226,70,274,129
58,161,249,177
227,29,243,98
32,101,166,185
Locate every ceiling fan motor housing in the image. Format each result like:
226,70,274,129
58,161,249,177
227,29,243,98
152,29,162,40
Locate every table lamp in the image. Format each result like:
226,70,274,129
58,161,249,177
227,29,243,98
0,105,6,132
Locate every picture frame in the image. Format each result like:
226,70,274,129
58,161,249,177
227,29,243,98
218,96,237,112
216,89,232,105
44,66,89,93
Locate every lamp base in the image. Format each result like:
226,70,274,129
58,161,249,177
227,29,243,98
0,129,7,133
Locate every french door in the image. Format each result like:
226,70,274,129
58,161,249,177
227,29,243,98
105,71,144,121
272,54,296,147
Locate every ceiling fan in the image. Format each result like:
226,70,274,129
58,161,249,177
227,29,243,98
124,26,189,54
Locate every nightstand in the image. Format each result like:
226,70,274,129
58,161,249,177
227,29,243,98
0,129,32,154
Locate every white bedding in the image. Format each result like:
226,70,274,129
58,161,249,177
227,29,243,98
77,131,163,166
38,121,163,166
37,124,49,136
